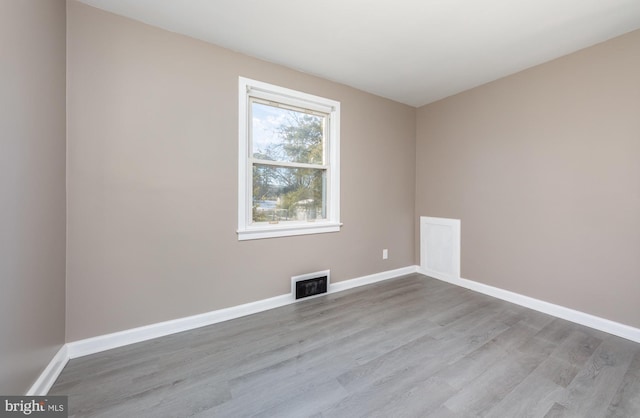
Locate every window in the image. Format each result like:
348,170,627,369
238,77,341,240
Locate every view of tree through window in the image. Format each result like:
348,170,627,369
251,101,327,223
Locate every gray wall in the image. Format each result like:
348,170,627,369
66,2,416,341
0,0,67,394
416,30,640,328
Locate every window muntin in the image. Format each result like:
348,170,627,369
238,77,340,240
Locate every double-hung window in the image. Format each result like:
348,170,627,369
238,77,341,240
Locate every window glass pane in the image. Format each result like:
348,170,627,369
253,164,326,223
251,101,325,165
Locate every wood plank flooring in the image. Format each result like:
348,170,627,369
50,274,640,417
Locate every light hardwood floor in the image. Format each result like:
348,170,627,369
50,274,640,417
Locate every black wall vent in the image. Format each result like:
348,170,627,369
295,276,328,299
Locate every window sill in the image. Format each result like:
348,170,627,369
237,222,342,241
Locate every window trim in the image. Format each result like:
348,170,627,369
237,77,341,241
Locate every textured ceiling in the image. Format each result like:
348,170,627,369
79,0,640,107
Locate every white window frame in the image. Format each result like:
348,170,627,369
237,77,341,240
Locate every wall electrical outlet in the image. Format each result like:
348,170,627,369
382,249,388,259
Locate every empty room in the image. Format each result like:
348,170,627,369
2,0,640,416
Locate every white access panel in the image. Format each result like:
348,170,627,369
420,216,461,281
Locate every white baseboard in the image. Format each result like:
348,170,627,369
66,293,294,359
419,268,640,344
26,345,69,396
67,265,418,360
330,266,418,293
